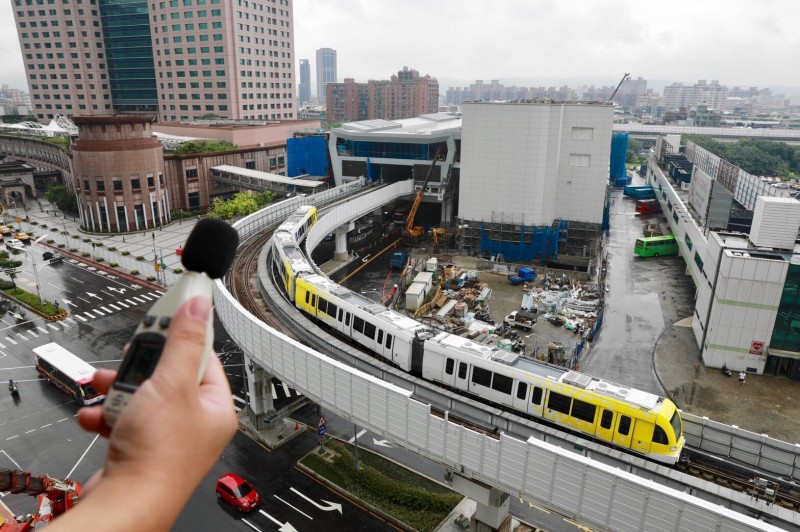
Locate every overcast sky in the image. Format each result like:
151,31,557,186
2,0,799,96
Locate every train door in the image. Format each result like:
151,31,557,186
410,335,424,378
528,386,544,417
455,361,469,391
442,358,456,387
613,414,633,449
596,409,615,442
631,420,652,455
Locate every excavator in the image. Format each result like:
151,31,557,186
404,148,444,243
0,469,82,531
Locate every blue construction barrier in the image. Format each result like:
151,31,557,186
479,220,567,262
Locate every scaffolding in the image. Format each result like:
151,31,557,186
457,212,602,265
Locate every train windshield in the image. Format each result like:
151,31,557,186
669,410,682,440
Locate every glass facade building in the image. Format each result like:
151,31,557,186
99,0,158,114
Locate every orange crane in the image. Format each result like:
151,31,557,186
404,148,444,241
0,469,82,531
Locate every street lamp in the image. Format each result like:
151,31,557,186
10,197,19,230
53,208,70,250
18,247,42,305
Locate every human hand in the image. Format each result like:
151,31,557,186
51,296,237,531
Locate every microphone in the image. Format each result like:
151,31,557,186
103,219,239,427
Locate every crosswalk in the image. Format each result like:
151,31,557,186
0,292,163,350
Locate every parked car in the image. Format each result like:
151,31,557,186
215,472,260,512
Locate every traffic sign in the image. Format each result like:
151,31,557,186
318,425,326,437
317,415,327,437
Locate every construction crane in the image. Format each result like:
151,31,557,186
607,72,631,103
0,469,82,530
404,148,444,242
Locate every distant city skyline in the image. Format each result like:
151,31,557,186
2,0,800,98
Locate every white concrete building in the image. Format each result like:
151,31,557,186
458,101,613,227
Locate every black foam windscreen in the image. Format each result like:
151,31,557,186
181,219,240,278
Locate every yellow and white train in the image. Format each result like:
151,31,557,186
271,206,685,464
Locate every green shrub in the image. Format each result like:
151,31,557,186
95,257,104,262
173,268,183,274
0,279,15,290
83,238,91,243
70,247,78,252
31,221,39,226
146,276,156,281
95,242,104,247
135,255,145,261
82,252,90,257
46,239,54,244
130,269,140,275
107,246,117,251
110,262,118,267
57,243,65,248
121,250,130,256
50,227,58,232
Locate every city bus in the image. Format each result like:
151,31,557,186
635,199,659,215
634,234,679,257
33,342,105,405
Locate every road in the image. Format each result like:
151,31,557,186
0,244,390,531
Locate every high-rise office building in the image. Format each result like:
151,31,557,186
316,47,336,104
298,58,310,106
11,0,296,122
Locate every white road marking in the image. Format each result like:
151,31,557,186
348,429,367,444
65,318,77,324
37,326,48,334
47,324,59,331
0,450,21,469
149,292,163,298
138,294,153,301
75,315,88,322
78,297,90,304
5,435,18,441
57,418,68,423
125,299,138,306
133,297,147,304
25,429,35,434
100,306,113,313
66,434,100,478
0,342,6,349
240,519,262,532
109,304,121,311
5,338,18,345
116,301,130,308
93,308,106,316
28,330,38,338
40,423,52,429
16,333,27,341
274,494,313,520
83,312,95,319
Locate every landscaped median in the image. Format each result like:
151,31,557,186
299,438,462,532
0,280,68,320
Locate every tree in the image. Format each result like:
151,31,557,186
207,191,260,220
174,140,236,154
45,184,78,214
0,250,23,289
626,138,643,164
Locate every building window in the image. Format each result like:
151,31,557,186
147,175,155,188
685,234,693,251
188,191,200,211
569,154,590,167
694,251,704,273
245,160,255,170
131,178,141,190
112,180,122,191
186,168,198,179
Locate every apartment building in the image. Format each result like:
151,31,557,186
11,0,296,123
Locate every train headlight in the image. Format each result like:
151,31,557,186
670,446,677,452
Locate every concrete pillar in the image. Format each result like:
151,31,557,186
334,221,355,262
446,472,512,532
245,358,275,430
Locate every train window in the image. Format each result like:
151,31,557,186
516,382,526,400
670,411,681,438
653,425,669,445
618,416,631,436
305,291,309,304
445,358,454,375
363,321,376,340
458,362,467,379
318,298,327,313
491,373,513,395
547,392,571,415
337,308,343,322
531,387,543,405
327,302,337,318
377,330,384,345
353,316,364,333
571,399,596,423
471,366,491,387
311,295,316,307
345,313,350,326
600,410,613,429
385,334,392,349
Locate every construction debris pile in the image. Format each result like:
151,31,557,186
520,273,600,335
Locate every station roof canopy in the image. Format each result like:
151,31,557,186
211,165,325,189
335,113,462,141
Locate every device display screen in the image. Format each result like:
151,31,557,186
117,336,164,387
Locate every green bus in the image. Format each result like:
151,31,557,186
634,235,679,257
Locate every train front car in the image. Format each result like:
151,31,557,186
650,398,685,464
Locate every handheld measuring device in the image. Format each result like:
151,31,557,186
103,219,239,427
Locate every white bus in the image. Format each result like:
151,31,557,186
33,342,105,406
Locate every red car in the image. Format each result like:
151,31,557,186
216,472,261,512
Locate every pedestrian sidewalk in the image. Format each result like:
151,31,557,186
9,197,201,288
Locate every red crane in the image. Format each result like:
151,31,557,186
0,469,82,531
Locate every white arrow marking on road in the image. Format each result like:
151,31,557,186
86,292,102,300
61,299,77,308
274,494,312,519
107,286,126,294
289,487,343,514
372,438,392,448
258,509,298,532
